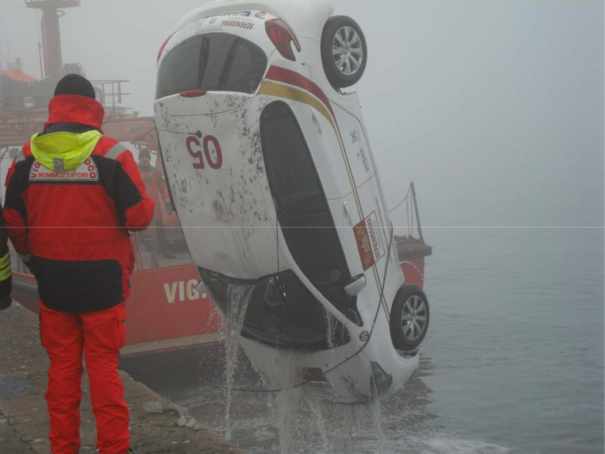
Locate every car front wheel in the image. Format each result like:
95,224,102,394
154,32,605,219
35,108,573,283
321,16,368,89
390,286,430,352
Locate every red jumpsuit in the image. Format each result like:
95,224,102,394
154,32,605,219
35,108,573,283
4,94,155,454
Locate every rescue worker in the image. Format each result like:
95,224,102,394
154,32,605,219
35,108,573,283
3,74,154,454
0,213,12,310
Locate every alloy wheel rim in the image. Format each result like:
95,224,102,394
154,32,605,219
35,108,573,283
332,26,364,76
401,295,428,342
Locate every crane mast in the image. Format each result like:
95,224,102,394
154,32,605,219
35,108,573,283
24,0,80,78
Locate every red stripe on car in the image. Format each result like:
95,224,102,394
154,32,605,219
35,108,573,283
265,66,335,117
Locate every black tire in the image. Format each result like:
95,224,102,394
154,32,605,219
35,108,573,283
390,286,430,352
321,16,368,89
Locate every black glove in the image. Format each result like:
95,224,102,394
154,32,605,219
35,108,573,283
0,295,11,311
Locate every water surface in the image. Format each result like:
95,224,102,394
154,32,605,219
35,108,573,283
123,227,604,453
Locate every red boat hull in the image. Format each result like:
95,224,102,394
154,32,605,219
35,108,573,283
12,264,223,356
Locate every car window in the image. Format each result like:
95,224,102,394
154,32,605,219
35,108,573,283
156,33,267,99
221,39,270,93
156,35,204,99
200,34,236,90
199,268,351,350
260,102,362,326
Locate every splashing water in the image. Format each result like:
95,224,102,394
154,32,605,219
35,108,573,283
414,436,511,454
369,399,386,454
275,386,302,454
223,284,254,441
204,278,510,453
306,396,330,452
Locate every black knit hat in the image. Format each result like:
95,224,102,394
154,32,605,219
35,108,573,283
54,74,96,99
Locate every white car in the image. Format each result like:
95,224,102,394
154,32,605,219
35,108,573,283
154,0,429,403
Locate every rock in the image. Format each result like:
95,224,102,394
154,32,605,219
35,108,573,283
186,417,197,428
143,401,164,414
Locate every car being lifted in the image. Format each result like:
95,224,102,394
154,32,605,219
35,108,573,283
154,0,431,403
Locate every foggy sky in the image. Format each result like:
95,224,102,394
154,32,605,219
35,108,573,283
1,0,603,229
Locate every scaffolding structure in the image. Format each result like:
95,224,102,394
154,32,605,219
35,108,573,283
93,79,133,118
0,1,140,150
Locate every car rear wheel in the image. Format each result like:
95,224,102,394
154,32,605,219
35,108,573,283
321,16,368,89
390,286,430,352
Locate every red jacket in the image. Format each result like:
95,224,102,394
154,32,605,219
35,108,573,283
4,95,155,313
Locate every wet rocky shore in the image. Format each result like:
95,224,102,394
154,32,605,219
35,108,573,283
0,303,240,454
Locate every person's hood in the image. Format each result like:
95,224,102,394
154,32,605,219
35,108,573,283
45,94,105,130
30,130,103,172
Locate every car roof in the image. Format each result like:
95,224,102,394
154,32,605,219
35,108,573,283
176,0,334,39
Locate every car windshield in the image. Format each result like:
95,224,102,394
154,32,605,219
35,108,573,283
156,33,267,98
199,268,351,351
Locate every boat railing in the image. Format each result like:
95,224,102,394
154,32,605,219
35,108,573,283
390,182,432,260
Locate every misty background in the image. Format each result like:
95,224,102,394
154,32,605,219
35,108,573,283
1,0,602,229
1,2,603,452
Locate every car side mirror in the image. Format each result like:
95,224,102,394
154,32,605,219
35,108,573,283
345,274,367,296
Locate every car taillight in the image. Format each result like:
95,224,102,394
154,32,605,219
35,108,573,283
157,33,174,62
265,18,301,61
180,89,207,98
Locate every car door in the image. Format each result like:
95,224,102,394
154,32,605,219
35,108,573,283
332,98,391,277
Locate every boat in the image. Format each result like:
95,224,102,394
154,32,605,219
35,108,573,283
0,0,222,356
